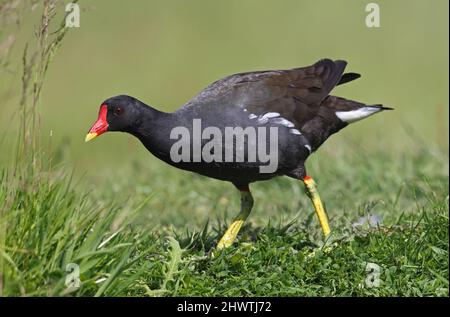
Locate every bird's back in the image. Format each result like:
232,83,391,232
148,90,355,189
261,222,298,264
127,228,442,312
178,59,367,147
166,59,389,183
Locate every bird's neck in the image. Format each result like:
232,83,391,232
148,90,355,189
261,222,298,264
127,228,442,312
128,104,176,162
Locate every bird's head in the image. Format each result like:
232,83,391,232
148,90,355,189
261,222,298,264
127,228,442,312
85,95,143,142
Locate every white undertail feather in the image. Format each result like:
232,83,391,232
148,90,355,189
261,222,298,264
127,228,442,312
335,106,382,123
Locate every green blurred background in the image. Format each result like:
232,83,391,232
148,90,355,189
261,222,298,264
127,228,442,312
1,0,448,177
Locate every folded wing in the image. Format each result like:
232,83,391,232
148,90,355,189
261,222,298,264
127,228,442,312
183,59,352,128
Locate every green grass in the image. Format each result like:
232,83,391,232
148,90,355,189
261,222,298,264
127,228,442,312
1,149,448,296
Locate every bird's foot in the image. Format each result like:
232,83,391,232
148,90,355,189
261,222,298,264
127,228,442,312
303,176,331,237
216,219,245,250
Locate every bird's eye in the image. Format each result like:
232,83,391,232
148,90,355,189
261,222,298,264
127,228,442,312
114,107,123,116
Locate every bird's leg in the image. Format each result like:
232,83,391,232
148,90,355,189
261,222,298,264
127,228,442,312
217,187,254,250
303,176,331,236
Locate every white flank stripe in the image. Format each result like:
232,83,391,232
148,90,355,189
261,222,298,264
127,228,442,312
261,112,280,119
289,128,301,135
257,117,269,124
335,107,381,123
304,144,312,153
248,114,258,119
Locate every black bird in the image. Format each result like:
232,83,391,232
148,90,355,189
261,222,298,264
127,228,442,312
86,59,391,249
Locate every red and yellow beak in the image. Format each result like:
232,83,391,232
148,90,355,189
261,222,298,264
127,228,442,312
85,105,108,142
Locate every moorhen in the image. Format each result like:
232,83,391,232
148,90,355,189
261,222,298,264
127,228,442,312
86,59,391,249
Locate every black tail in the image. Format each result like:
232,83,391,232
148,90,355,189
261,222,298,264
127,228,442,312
337,72,361,86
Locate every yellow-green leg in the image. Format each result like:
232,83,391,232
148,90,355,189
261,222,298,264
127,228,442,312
216,189,254,249
303,176,331,236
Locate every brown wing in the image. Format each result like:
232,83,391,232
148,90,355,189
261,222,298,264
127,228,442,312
184,59,348,127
